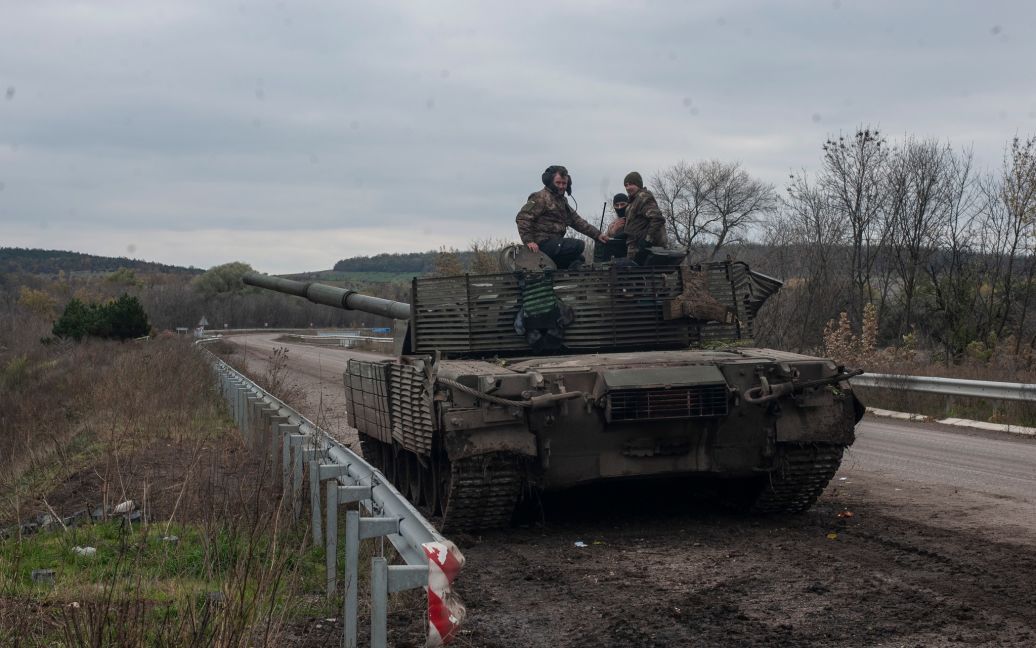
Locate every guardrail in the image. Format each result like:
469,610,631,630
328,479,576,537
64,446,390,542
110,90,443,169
280,333,394,348
201,348,465,647
850,373,1036,402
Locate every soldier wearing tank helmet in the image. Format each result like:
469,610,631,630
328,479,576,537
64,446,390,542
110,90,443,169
622,171,668,264
516,165,610,269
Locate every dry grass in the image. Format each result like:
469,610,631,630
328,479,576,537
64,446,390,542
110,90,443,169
0,331,330,646
0,336,225,521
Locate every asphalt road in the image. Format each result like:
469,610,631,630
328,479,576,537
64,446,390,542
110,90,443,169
850,418,1036,501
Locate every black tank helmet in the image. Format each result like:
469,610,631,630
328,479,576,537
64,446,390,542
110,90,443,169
541,165,572,196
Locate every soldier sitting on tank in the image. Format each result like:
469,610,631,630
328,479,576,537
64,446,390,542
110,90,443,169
594,192,631,263
516,165,610,269
622,171,669,265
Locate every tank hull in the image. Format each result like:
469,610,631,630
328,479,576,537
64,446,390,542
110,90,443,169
346,348,863,531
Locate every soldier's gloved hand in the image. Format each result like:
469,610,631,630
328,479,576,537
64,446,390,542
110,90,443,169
527,242,540,253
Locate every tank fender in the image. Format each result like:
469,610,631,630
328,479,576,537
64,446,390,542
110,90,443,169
444,425,537,461
774,387,858,444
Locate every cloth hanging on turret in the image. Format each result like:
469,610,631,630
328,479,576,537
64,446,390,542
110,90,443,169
513,272,574,352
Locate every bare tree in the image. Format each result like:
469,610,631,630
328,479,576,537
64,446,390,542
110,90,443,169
652,161,710,251
984,137,1036,346
761,171,850,350
817,128,892,326
885,137,954,338
652,160,775,259
699,160,776,259
921,147,986,363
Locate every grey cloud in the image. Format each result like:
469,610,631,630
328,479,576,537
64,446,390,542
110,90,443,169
1,1,1034,272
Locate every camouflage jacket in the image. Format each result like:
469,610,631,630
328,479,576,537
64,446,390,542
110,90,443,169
516,188,602,245
624,187,668,256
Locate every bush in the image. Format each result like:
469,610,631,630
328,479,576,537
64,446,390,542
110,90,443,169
52,294,151,341
105,294,151,339
51,298,102,341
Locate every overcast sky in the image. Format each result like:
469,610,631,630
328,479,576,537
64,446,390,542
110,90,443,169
2,1,1034,273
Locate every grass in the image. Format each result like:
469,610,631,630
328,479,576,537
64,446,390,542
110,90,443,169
0,510,328,645
0,333,344,646
4,521,221,601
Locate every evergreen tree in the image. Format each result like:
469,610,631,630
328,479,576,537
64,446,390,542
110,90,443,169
52,294,151,341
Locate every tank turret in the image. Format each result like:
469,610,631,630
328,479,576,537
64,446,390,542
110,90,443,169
246,259,782,358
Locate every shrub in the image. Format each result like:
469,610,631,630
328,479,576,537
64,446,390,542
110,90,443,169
51,298,102,341
52,294,151,341
105,294,151,339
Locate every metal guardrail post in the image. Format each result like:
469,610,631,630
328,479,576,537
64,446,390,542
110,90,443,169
311,464,349,548
227,377,235,421
370,558,389,648
241,389,250,434
361,517,406,648
244,390,253,429
300,449,321,513
289,434,307,521
236,385,247,427
268,414,289,467
344,510,360,648
229,380,236,422
249,398,265,450
259,406,279,454
326,485,373,595
279,425,297,494
247,398,260,449
371,559,429,648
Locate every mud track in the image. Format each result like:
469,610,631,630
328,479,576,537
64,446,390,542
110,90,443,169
223,335,1036,647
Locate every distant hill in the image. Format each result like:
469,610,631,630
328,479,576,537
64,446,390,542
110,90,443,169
333,250,476,274
0,247,201,276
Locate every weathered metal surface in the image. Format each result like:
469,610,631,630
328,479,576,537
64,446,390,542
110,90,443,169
389,362,436,455
409,262,775,355
344,360,393,444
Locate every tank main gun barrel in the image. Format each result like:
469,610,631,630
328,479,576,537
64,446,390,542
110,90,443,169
242,272,412,321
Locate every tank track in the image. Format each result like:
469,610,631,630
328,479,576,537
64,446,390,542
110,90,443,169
440,453,523,534
750,443,845,514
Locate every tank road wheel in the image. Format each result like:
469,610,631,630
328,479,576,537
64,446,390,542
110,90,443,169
422,456,440,516
357,434,380,470
407,452,424,505
749,444,846,514
436,458,452,520
393,446,408,494
379,442,396,483
439,453,523,534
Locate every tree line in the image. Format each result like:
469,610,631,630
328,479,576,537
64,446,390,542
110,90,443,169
0,247,200,276
647,129,1036,364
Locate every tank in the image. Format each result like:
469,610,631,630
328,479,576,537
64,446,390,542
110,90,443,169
243,253,864,532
